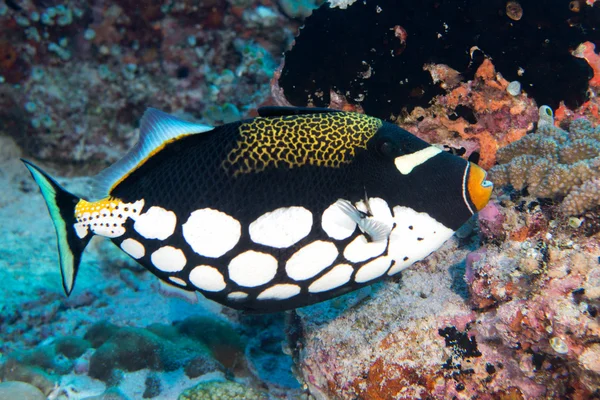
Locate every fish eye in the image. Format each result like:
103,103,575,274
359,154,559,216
378,139,396,157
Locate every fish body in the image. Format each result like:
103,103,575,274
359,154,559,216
24,107,492,312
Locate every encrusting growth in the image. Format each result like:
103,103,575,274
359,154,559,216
489,106,600,215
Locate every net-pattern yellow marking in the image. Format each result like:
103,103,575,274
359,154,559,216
222,112,382,176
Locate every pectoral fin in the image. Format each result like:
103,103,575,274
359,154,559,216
335,199,391,242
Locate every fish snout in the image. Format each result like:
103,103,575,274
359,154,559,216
466,162,493,212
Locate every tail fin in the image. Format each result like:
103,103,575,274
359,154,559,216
22,159,92,295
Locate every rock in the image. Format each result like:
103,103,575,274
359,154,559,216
0,359,57,395
143,373,161,398
0,381,45,400
81,387,131,400
184,355,225,378
0,135,21,163
54,336,92,359
178,380,268,400
84,321,121,348
88,327,166,381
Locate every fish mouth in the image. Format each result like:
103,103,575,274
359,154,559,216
466,162,493,212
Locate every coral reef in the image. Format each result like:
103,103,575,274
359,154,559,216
489,107,600,215
279,0,600,119
399,59,538,170
466,194,600,398
0,0,294,168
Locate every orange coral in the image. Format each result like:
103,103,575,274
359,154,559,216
572,42,600,88
400,58,537,171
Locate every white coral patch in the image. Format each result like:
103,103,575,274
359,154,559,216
257,284,301,300
134,206,177,240
228,250,278,287
355,256,392,283
285,240,338,281
189,265,226,292
182,208,241,258
321,201,358,240
120,238,145,259
249,206,313,248
343,235,387,263
308,264,354,293
387,206,454,275
150,246,187,272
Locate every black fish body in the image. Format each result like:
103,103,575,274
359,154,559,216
23,107,492,312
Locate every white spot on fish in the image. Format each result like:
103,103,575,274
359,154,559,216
134,206,177,240
249,206,313,248
257,284,301,300
228,250,277,287
387,206,454,275
286,240,338,281
182,208,241,258
121,238,145,259
343,235,387,263
169,276,187,286
189,265,226,292
151,246,187,272
227,291,248,301
355,256,392,283
321,201,357,240
394,146,442,175
75,223,89,239
308,264,353,293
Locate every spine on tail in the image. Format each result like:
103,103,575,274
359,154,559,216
22,159,92,295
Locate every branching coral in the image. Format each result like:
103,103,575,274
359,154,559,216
489,107,600,215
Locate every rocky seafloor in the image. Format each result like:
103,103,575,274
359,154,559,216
2,0,600,399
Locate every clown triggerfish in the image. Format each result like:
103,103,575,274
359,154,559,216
23,107,492,312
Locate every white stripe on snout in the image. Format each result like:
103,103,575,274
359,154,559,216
394,146,442,175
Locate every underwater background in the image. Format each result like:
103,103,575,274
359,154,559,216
1,0,600,399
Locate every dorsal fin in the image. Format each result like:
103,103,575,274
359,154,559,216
257,106,342,118
93,108,213,197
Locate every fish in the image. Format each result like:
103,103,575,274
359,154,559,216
23,106,493,312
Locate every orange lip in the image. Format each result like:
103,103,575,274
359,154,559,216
467,163,493,212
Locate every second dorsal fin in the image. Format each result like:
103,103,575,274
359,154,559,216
93,108,214,197
258,106,341,118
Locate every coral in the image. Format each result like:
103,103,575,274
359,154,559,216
398,59,537,169
573,41,600,88
178,380,268,400
0,1,293,169
279,0,600,119
277,0,324,19
466,196,600,397
489,108,600,215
